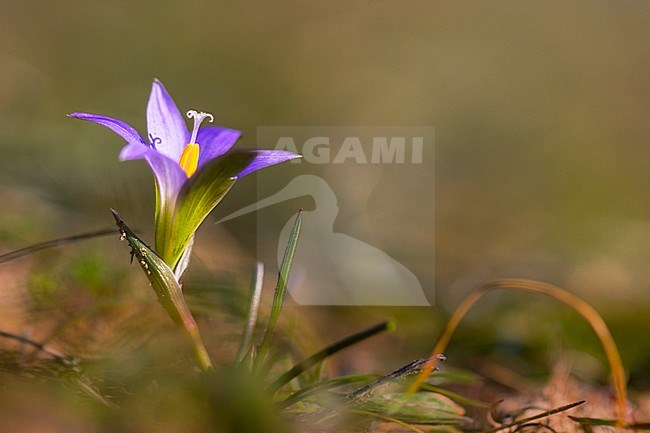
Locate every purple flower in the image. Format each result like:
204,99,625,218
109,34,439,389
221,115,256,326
70,80,300,272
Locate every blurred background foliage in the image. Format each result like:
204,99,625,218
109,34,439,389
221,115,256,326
1,0,649,425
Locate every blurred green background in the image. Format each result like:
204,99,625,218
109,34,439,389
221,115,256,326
1,0,649,390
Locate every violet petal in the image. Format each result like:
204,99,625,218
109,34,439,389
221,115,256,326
196,126,242,168
119,141,151,161
68,112,144,144
236,150,302,178
146,80,190,162
146,151,187,208
119,143,187,203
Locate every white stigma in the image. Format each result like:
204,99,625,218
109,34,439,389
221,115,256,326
187,110,214,144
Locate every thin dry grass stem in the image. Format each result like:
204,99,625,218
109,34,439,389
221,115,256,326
0,227,117,263
407,278,629,428
0,330,72,364
480,400,585,433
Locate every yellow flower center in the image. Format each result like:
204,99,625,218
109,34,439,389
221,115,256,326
179,143,200,178
179,110,214,177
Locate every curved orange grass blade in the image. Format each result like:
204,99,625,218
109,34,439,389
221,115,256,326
407,278,629,428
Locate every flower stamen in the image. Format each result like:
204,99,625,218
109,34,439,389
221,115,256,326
179,110,214,177
187,110,214,145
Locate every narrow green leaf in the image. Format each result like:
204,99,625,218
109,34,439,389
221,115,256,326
419,384,489,408
236,261,265,363
111,209,213,370
357,392,466,425
310,356,446,425
568,417,617,427
344,357,443,406
255,209,302,372
277,374,380,411
348,409,429,433
426,369,480,386
267,320,395,394
569,414,650,429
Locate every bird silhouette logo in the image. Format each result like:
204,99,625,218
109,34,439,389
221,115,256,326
218,175,430,306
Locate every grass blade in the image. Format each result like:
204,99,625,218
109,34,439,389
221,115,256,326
419,384,489,408
311,356,446,424
255,209,302,372
343,356,444,408
355,392,466,426
479,400,585,433
277,374,379,411
408,278,629,427
267,320,395,394
0,330,72,364
236,261,264,363
0,227,117,264
349,409,429,433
